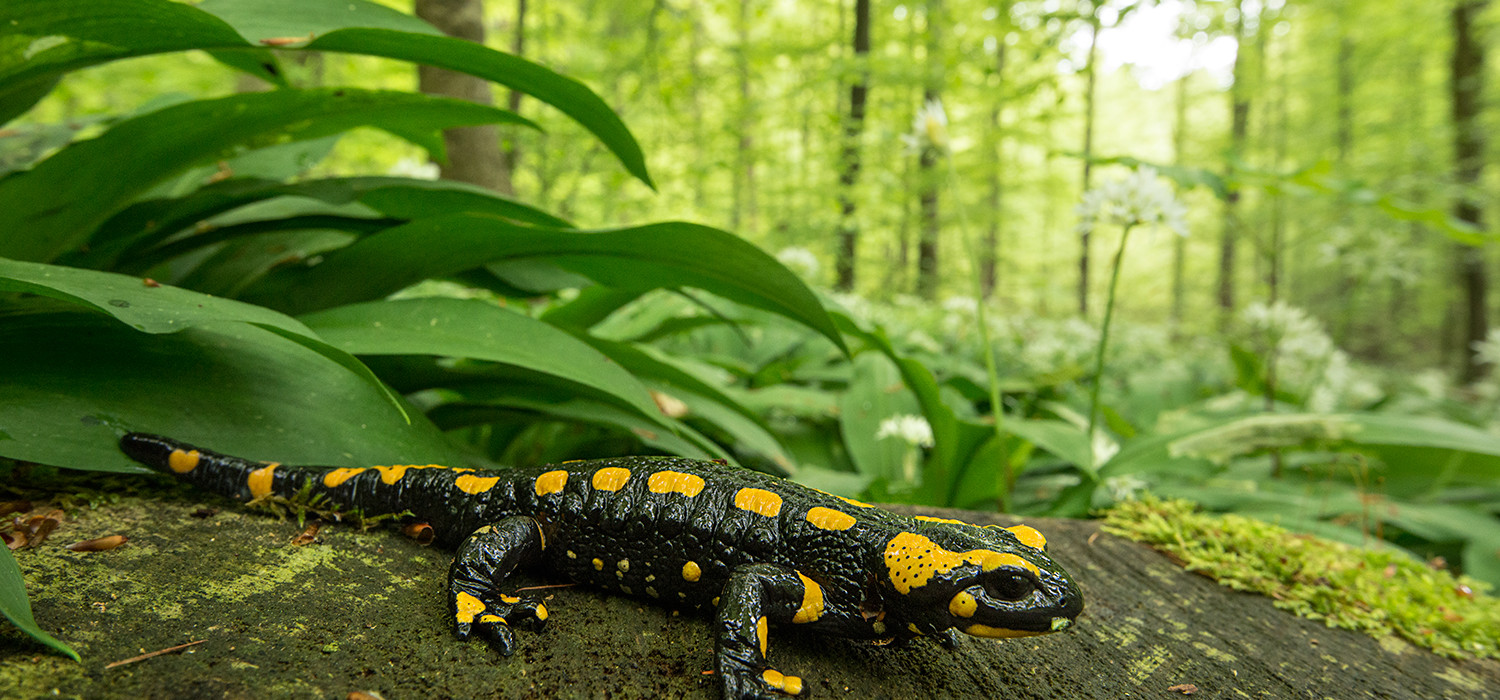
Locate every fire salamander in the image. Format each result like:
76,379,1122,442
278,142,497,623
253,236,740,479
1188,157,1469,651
120,433,1083,700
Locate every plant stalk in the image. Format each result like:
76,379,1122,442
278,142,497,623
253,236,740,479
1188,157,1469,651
1087,222,1134,473
945,157,1012,511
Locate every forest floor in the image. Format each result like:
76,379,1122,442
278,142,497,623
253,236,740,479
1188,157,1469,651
3,490,1498,699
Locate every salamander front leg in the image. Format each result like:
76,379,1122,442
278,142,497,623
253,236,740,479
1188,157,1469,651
448,517,549,656
715,563,814,700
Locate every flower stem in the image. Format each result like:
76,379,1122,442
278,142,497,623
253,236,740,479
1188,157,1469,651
1087,222,1134,473
944,156,1011,510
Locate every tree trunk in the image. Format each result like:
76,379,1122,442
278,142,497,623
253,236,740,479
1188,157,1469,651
415,0,506,191
1218,0,1249,329
981,8,1010,301
496,0,527,196
835,0,872,292
1336,35,1354,165
732,0,758,234
1077,10,1101,315
915,0,944,300
1451,0,1492,383
1170,68,1189,333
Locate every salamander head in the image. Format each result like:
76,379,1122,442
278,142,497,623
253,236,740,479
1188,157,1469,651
880,521,1083,639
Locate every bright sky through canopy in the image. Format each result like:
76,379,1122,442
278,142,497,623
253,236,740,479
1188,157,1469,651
1084,0,1241,90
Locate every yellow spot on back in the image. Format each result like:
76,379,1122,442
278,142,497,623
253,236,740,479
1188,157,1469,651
592,467,631,491
323,467,366,487
167,449,200,474
478,614,503,624
682,561,701,582
500,595,521,604
762,669,803,695
792,573,823,623
455,591,485,624
535,604,548,621
246,463,278,499
454,473,500,494
647,470,706,497
915,515,972,526
535,470,568,496
949,590,978,618
882,531,1040,594
374,465,413,484
836,495,873,508
1006,524,1048,550
756,616,768,655
592,558,604,571
805,506,855,531
734,488,783,517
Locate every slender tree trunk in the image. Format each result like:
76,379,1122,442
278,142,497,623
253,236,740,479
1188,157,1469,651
415,0,505,190
1336,35,1354,165
1450,0,1492,382
835,0,872,291
732,0,759,234
686,2,707,213
495,0,527,196
981,9,1010,301
916,0,944,299
1170,69,1189,333
1077,9,1101,314
1218,0,1249,329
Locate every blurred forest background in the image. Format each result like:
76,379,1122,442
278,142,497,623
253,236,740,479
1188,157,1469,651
4,0,1500,648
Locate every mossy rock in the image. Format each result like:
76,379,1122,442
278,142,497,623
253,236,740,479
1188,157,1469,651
3,496,1499,699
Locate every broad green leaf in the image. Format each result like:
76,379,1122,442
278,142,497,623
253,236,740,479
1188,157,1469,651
84,176,567,270
245,218,848,353
0,0,249,124
1006,419,1094,474
0,89,533,263
426,384,722,461
0,256,319,334
0,546,79,661
580,337,768,431
831,310,990,506
299,298,668,430
0,257,408,421
839,352,921,481
196,0,441,39
1,0,649,187
648,381,794,473
306,28,653,188
0,309,467,473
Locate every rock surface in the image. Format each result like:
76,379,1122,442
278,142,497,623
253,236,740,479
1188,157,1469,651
3,494,1498,699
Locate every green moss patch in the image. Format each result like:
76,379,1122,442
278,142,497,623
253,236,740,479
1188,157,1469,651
1102,497,1500,659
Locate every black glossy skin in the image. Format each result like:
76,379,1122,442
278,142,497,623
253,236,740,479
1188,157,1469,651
120,433,1083,700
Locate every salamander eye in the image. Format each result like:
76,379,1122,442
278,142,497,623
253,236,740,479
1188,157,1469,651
985,574,1034,601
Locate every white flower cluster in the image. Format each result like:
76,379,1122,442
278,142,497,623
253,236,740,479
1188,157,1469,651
1239,301,1382,412
1473,328,1500,369
902,98,950,153
775,246,821,282
387,157,440,181
875,414,935,448
1076,167,1188,238
1317,225,1421,288
1013,317,1100,376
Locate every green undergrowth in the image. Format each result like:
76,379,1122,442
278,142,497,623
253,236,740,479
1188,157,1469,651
1102,497,1500,660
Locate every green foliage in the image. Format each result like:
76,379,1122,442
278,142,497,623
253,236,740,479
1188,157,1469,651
0,546,79,661
0,0,837,658
1103,498,1500,660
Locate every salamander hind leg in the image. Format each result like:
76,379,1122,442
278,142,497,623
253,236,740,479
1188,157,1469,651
448,517,549,656
715,563,814,700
